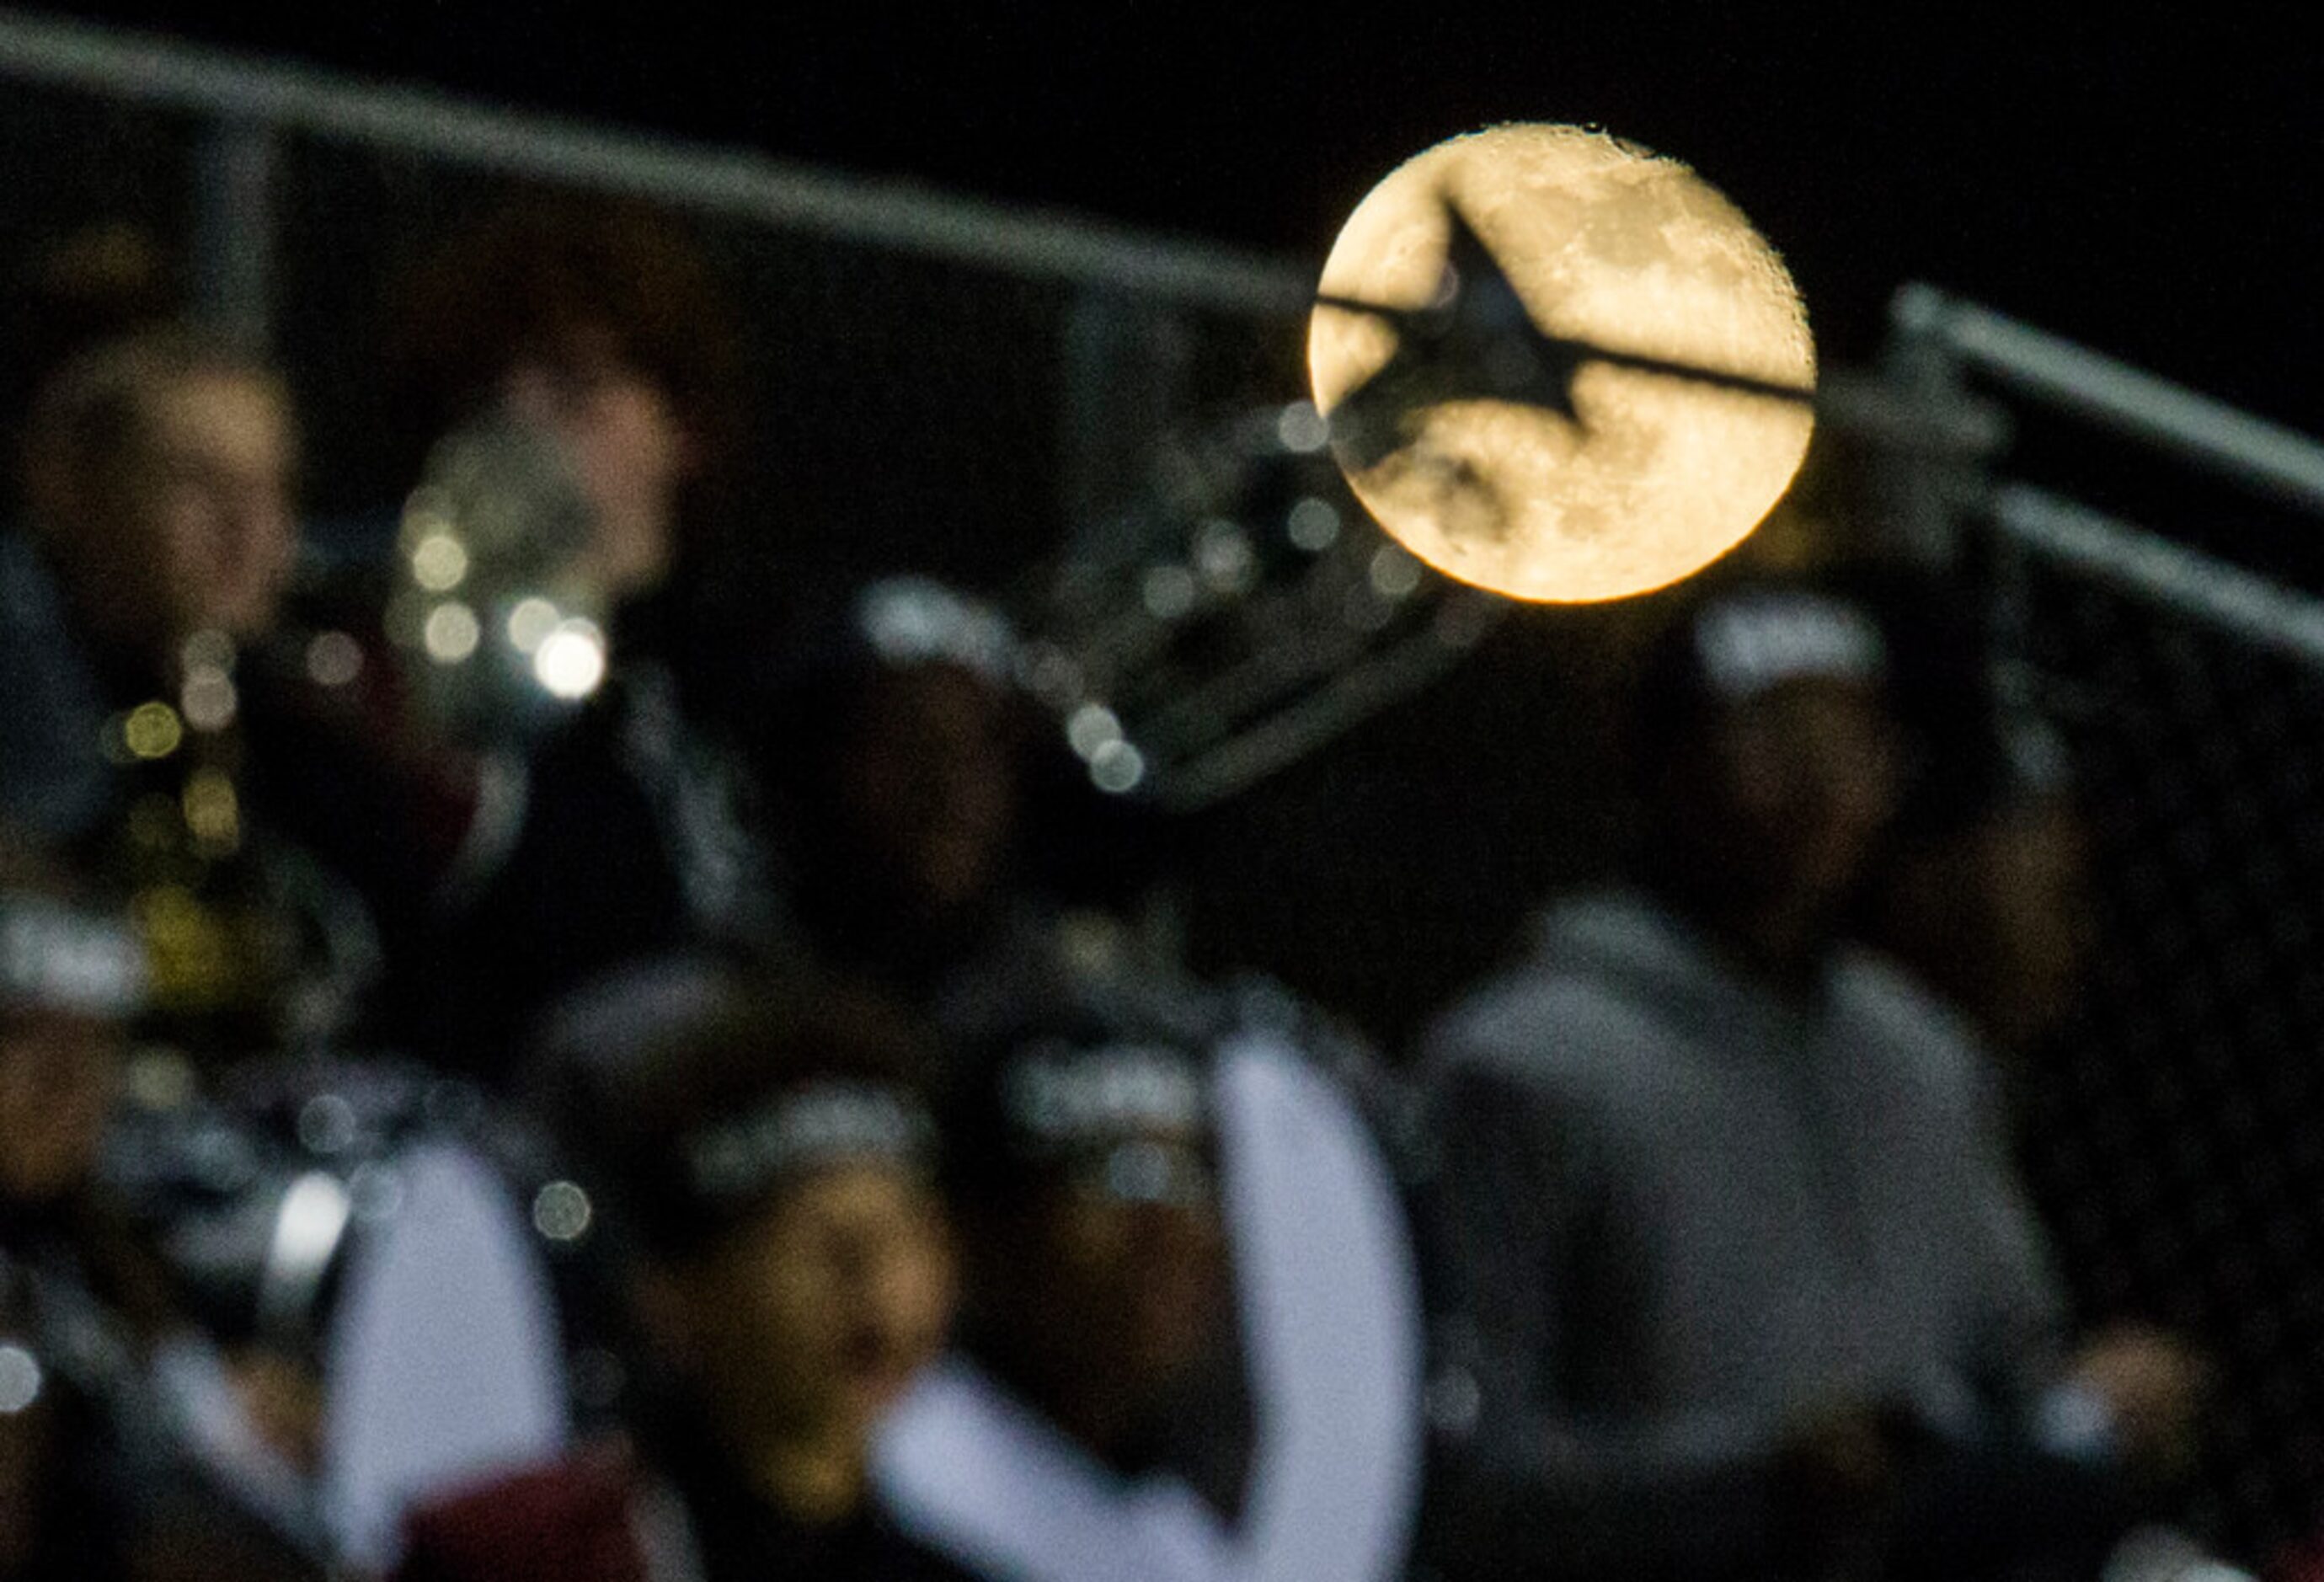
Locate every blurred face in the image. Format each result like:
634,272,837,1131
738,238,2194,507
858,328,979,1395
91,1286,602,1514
1974,802,2093,1042
993,1131,1231,1428
1910,799,2092,1050
654,1163,953,1447
1690,679,1904,917
83,371,297,649
0,1010,120,1205
834,666,1018,917
500,329,692,601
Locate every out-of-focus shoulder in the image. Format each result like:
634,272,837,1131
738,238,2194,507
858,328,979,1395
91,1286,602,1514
1832,946,1990,1096
1418,961,1648,1094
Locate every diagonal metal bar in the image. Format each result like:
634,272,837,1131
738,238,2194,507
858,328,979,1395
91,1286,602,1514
1988,482,2324,670
1895,284,2324,516
0,8,1311,315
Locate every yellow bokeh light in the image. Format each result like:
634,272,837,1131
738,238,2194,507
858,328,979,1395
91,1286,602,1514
181,767,241,853
1309,124,1815,604
123,701,184,760
131,883,238,1010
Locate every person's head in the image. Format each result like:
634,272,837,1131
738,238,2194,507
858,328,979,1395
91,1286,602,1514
1631,581,1905,935
545,962,953,1462
1842,569,2096,1050
0,219,176,491
386,201,738,602
940,997,1229,1453
0,842,141,1207
22,329,297,657
1870,719,2094,1052
783,579,1027,924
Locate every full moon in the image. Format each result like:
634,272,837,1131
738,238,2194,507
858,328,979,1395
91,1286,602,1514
1309,124,1815,604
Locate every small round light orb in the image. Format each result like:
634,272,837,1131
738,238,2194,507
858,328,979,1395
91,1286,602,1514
1141,564,1199,621
1066,703,1124,762
532,1180,593,1243
1369,543,1424,601
1287,496,1343,552
410,532,471,593
423,601,483,664
532,620,607,700
123,701,184,761
305,630,364,687
348,1162,406,1222
1310,123,1815,604
1088,739,1146,795
1015,643,1082,706
181,767,240,850
1276,400,1331,454
297,1093,359,1155
180,629,236,675
1194,520,1257,595
180,670,238,732
505,596,561,655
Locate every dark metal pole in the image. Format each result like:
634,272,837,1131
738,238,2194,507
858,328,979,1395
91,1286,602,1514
191,115,276,350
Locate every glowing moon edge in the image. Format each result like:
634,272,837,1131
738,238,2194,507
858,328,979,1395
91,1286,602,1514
1307,123,1816,606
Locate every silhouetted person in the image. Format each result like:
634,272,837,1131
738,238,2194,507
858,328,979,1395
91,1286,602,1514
3,330,297,842
875,980,1424,1582
1416,578,2163,1581
0,330,383,1061
0,220,178,524
767,575,1177,1045
361,203,781,1071
1851,573,2101,1069
1,834,322,1579
1856,580,2207,1524
397,962,966,1582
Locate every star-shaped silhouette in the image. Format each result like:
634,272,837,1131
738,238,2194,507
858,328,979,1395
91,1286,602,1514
1314,198,1814,473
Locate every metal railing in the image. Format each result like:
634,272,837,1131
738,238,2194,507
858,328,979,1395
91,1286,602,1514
1891,283,2324,518
0,8,1312,343
1881,286,2324,1558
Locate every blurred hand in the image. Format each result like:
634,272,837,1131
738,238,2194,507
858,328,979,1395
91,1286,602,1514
2067,1323,2209,1481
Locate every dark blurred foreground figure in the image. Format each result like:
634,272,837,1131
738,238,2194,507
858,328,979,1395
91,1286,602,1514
1415,579,2193,1582
873,982,1424,1582
0,220,177,523
0,330,379,1061
1854,575,2102,1082
765,575,1173,1034
394,963,967,1582
1851,581,2220,1573
366,201,781,1072
0,838,142,1579
0,836,323,1579
770,578,1026,1004
3,329,297,844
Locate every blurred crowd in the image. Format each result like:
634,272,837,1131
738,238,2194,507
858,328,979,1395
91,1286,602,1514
0,198,2252,1581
